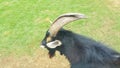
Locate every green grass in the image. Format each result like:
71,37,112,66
0,0,120,57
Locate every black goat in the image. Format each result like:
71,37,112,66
41,13,120,68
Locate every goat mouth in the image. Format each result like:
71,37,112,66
41,44,56,58
40,45,45,48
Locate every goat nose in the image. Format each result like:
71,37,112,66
40,41,46,48
40,43,45,48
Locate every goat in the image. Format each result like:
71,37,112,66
41,13,120,68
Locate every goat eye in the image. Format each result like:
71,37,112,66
46,36,52,43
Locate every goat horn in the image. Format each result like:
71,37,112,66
48,13,87,37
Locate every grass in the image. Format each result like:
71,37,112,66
0,0,120,68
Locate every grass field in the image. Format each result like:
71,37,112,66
0,0,120,68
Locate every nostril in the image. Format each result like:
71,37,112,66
42,41,46,45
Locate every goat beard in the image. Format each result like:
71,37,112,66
48,49,56,58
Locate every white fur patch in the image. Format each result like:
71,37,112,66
46,40,62,48
40,45,45,48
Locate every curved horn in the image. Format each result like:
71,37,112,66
48,13,87,37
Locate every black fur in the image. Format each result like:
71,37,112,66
42,29,120,68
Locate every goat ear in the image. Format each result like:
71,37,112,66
46,40,62,48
